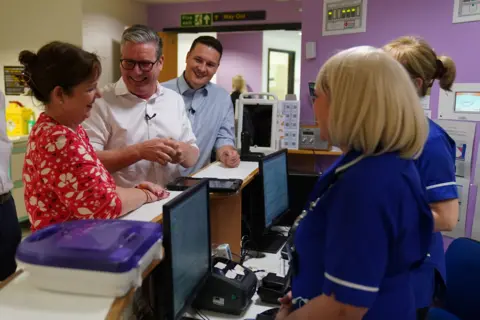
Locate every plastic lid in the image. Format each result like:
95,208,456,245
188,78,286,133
16,220,162,273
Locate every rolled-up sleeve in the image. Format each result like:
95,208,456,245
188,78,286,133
82,100,111,151
214,97,235,150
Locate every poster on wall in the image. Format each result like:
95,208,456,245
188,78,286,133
443,178,469,238
453,0,480,24
322,0,368,36
436,120,476,179
3,66,25,96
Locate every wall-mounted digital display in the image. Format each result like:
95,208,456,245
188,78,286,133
454,92,480,113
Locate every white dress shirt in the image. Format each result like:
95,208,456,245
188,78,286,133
0,91,13,194
82,78,198,188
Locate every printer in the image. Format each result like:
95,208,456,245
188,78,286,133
193,257,258,315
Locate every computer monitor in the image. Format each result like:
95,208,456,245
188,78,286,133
261,149,289,228
454,92,480,113
236,94,278,154
160,179,211,320
242,149,289,253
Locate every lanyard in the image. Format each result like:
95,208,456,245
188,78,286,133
287,166,348,277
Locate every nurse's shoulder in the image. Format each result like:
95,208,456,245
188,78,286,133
339,152,422,193
425,119,455,153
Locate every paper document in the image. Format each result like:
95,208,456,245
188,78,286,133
436,120,476,179
193,161,259,181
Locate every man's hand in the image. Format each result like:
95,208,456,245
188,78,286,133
138,138,177,165
165,139,188,165
218,146,240,168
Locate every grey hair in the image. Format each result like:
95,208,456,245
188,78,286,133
121,24,163,60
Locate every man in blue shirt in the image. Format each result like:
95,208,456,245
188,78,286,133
163,36,240,175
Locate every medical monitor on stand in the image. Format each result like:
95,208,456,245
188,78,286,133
236,93,278,156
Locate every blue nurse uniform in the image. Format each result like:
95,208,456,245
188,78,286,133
413,119,458,309
291,150,433,320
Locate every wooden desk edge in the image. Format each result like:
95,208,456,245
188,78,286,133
0,269,23,290
287,149,342,156
106,258,162,319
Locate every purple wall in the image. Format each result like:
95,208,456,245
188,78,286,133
147,0,301,30
301,0,480,248
300,0,480,124
216,32,263,93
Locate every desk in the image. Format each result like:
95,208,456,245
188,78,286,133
194,162,259,256
0,161,259,320
287,149,341,173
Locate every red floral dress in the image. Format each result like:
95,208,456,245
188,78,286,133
23,113,122,231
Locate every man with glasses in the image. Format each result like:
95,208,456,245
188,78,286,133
83,25,199,188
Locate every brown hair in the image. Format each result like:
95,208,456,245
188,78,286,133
19,41,101,103
383,36,456,96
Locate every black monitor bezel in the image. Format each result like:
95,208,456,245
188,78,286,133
162,179,212,320
258,148,290,229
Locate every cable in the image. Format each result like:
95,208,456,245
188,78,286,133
196,309,210,320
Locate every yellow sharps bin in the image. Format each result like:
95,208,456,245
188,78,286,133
6,101,34,138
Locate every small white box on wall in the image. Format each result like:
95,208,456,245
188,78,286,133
305,42,316,60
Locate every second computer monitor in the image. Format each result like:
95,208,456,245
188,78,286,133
261,149,289,228
162,179,211,320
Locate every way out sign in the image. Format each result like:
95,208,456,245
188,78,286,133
181,13,213,27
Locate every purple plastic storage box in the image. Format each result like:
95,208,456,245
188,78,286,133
16,219,163,297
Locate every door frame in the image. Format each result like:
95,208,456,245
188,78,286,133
267,48,295,96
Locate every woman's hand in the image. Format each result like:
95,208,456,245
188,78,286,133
276,291,293,320
136,181,170,200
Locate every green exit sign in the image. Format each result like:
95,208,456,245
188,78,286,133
181,13,213,27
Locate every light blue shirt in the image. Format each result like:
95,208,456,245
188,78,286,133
162,74,235,175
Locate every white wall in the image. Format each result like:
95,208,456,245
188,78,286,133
177,32,217,84
82,0,148,88
262,30,302,98
0,0,83,112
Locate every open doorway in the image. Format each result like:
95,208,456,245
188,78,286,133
267,49,295,99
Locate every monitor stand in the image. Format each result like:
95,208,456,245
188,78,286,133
245,232,288,254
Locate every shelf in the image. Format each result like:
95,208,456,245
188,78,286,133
287,149,342,156
314,150,342,156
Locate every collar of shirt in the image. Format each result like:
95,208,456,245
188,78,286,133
177,73,210,112
113,77,164,102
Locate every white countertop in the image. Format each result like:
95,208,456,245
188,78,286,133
0,161,262,320
0,271,114,320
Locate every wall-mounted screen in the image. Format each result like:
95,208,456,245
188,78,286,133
454,92,480,113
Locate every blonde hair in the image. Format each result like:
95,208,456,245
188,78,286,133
232,75,247,93
383,36,456,96
316,46,428,159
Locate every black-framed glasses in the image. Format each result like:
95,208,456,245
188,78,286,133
120,59,158,71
